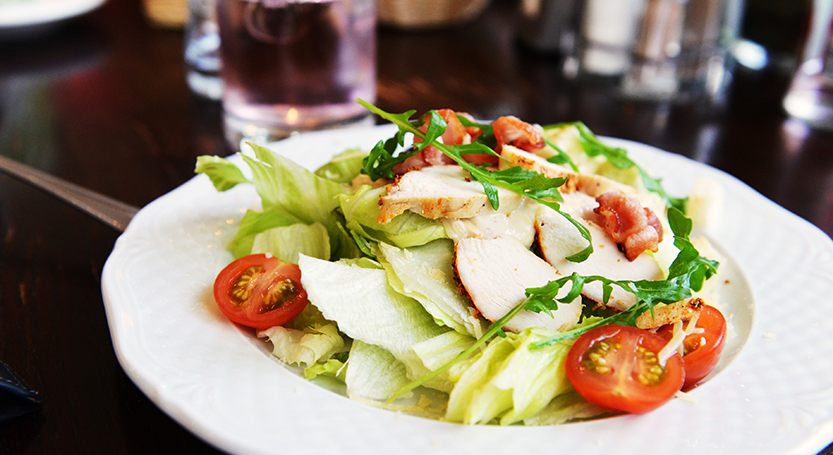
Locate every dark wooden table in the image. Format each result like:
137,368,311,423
1,0,831,453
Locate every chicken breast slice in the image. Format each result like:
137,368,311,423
535,207,664,311
377,166,523,224
499,144,635,197
441,197,539,249
635,297,704,329
454,236,582,333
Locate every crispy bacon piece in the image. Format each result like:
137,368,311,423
458,112,483,141
394,110,548,174
394,109,498,173
594,192,663,261
455,112,495,166
492,116,545,153
423,108,471,150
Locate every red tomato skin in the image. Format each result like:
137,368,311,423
566,325,685,414
658,304,727,389
213,254,308,330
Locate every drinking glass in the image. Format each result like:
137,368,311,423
216,0,377,145
185,0,223,100
782,0,833,131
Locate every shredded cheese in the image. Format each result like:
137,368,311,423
674,389,698,403
657,312,701,365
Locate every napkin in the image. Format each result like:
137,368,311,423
0,360,41,421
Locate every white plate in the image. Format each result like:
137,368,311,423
101,125,833,455
0,0,106,38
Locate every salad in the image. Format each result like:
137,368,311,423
195,102,728,425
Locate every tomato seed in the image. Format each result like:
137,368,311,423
583,339,621,375
635,348,667,385
259,278,299,313
229,265,264,305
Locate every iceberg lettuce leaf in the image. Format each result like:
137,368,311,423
445,328,577,425
446,336,517,424
339,186,447,248
195,155,250,191
522,390,614,425
412,330,476,372
257,304,344,368
226,209,304,258
328,214,365,261
242,143,344,219
257,323,343,368
304,357,346,381
196,143,362,259
377,240,488,338
252,222,331,263
298,254,452,391
345,340,411,401
314,148,367,184
491,329,574,424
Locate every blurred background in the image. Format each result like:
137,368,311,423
1,0,828,234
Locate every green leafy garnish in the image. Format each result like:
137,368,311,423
361,110,419,181
456,114,497,149
357,100,594,262
524,206,718,348
545,122,688,212
544,139,579,172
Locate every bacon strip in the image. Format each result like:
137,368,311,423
492,116,545,153
393,109,500,173
393,111,547,174
594,192,663,261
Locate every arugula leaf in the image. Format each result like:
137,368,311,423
360,109,422,180
422,110,447,148
545,122,687,212
357,100,594,262
666,206,719,290
363,141,413,181
543,139,579,172
456,114,497,149
525,206,718,349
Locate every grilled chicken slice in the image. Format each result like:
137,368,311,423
635,297,704,329
559,190,603,221
441,198,539,249
377,166,523,224
499,144,635,197
454,236,582,333
535,207,664,311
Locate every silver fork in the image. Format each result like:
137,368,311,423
0,154,138,232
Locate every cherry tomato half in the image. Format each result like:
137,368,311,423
565,325,685,414
213,254,308,330
657,304,727,389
